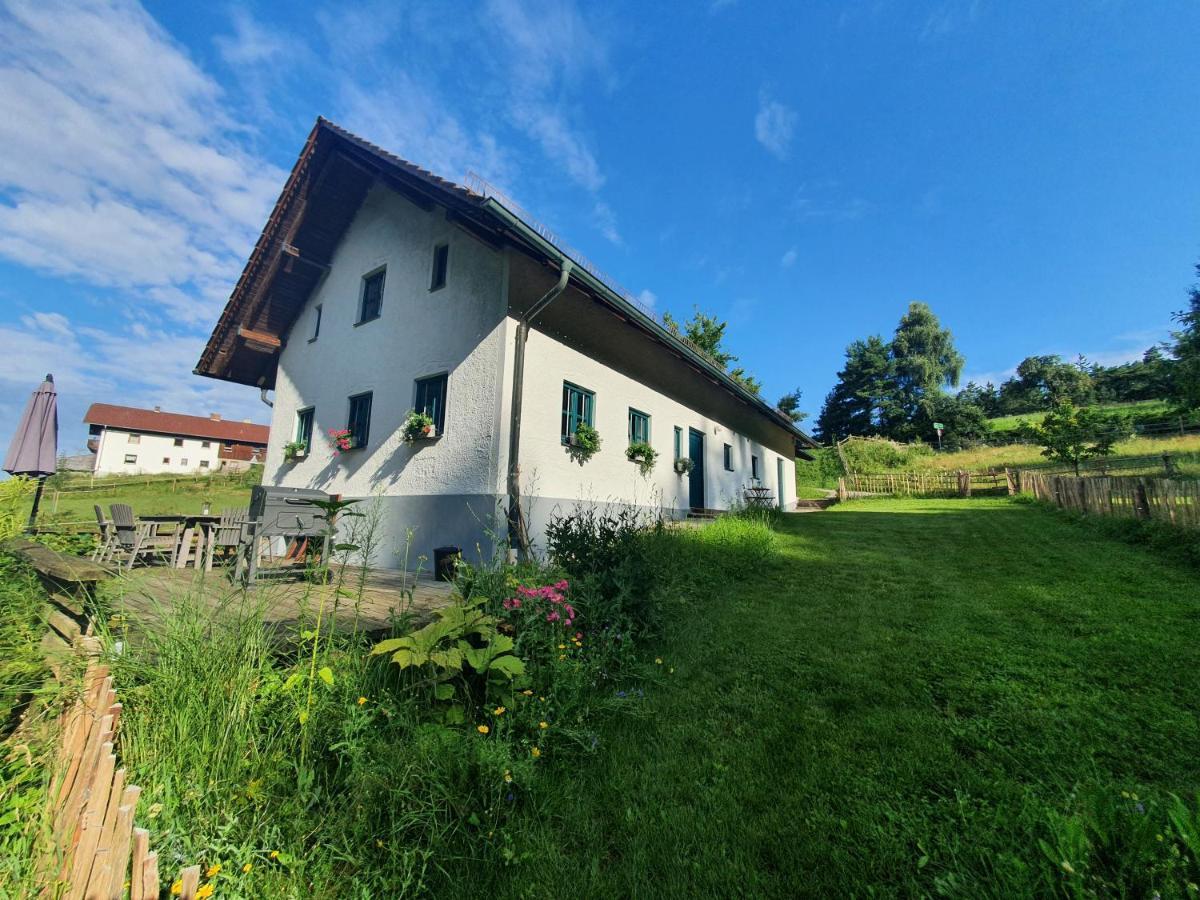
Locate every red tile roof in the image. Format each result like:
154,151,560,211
83,403,269,445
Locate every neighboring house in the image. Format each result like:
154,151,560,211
196,118,816,566
84,404,269,475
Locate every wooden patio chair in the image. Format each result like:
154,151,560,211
206,507,248,571
108,504,178,571
90,504,115,563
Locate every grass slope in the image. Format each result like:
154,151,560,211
986,399,1172,432
915,433,1200,474
459,499,1200,897
25,473,257,525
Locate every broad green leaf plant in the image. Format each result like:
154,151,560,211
372,595,525,725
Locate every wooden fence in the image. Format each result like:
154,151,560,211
1017,471,1200,528
842,470,1010,498
1,538,206,899
40,662,206,899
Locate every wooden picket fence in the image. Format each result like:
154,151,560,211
1018,470,1200,528
843,470,1009,498
39,664,203,899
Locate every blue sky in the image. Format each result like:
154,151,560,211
1,0,1198,454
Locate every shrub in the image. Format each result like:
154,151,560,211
544,504,660,636
566,422,601,463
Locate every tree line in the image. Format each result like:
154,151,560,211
814,258,1200,448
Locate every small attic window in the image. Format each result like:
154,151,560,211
430,243,449,291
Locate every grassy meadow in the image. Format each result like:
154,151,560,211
5,498,1200,896
985,398,1175,432
23,470,260,527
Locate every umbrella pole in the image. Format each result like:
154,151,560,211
26,476,46,533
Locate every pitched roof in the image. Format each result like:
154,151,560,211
83,403,269,444
196,117,816,448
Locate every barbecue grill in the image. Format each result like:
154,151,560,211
237,485,331,582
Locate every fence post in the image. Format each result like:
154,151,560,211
836,477,848,503
1004,468,1016,496
1163,453,1175,476
957,470,971,498
1133,480,1150,520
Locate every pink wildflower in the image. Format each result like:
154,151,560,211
547,611,560,623
554,580,568,590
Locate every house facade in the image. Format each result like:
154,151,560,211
83,404,269,476
197,119,815,566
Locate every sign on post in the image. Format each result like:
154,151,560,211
933,422,944,450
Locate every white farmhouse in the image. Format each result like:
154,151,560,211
84,404,268,476
197,119,815,565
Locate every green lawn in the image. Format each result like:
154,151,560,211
26,473,257,527
454,499,1200,897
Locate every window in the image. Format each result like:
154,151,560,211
561,382,595,442
347,392,373,449
173,438,184,447
752,455,760,480
127,433,140,444
200,460,210,469
162,457,170,464
180,458,188,467
310,304,322,341
628,408,650,445
723,444,733,471
124,454,137,464
295,407,315,448
430,243,449,291
358,269,385,323
673,426,682,460
223,443,233,451
414,374,448,434
201,441,211,449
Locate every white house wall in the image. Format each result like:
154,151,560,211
512,323,796,552
264,184,510,566
92,428,225,475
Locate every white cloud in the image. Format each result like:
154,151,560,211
0,0,284,317
754,92,797,159
920,0,984,42
215,7,296,66
636,289,657,310
593,201,621,245
780,247,798,268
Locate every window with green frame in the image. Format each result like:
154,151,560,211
561,382,594,442
628,408,650,445
347,392,372,449
673,426,682,459
295,407,314,448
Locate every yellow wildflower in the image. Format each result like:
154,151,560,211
269,851,280,860
655,657,663,665
538,696,546,702
521,689,533,696
494,706,506,716
504,770,513,783
558,654,565,661
196,884,215,900
206,863,222,878
477,724,490,734
357,696,367,706
171,881,183,896
669,667,675,674
558,643,566,650
539,721,548,729
242,863,252,874
531,747,541,758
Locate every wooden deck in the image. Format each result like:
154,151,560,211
105,565,456,635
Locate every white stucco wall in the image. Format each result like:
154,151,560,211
512,325,796,519
265,185,510,562
92,428,224,475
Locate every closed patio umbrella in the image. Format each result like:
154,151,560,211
3,373,58,530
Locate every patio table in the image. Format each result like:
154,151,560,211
171,514,222,569
744,485,776,509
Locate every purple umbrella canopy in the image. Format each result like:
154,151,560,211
4,373,58,477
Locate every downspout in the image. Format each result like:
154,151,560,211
507,258,573,557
